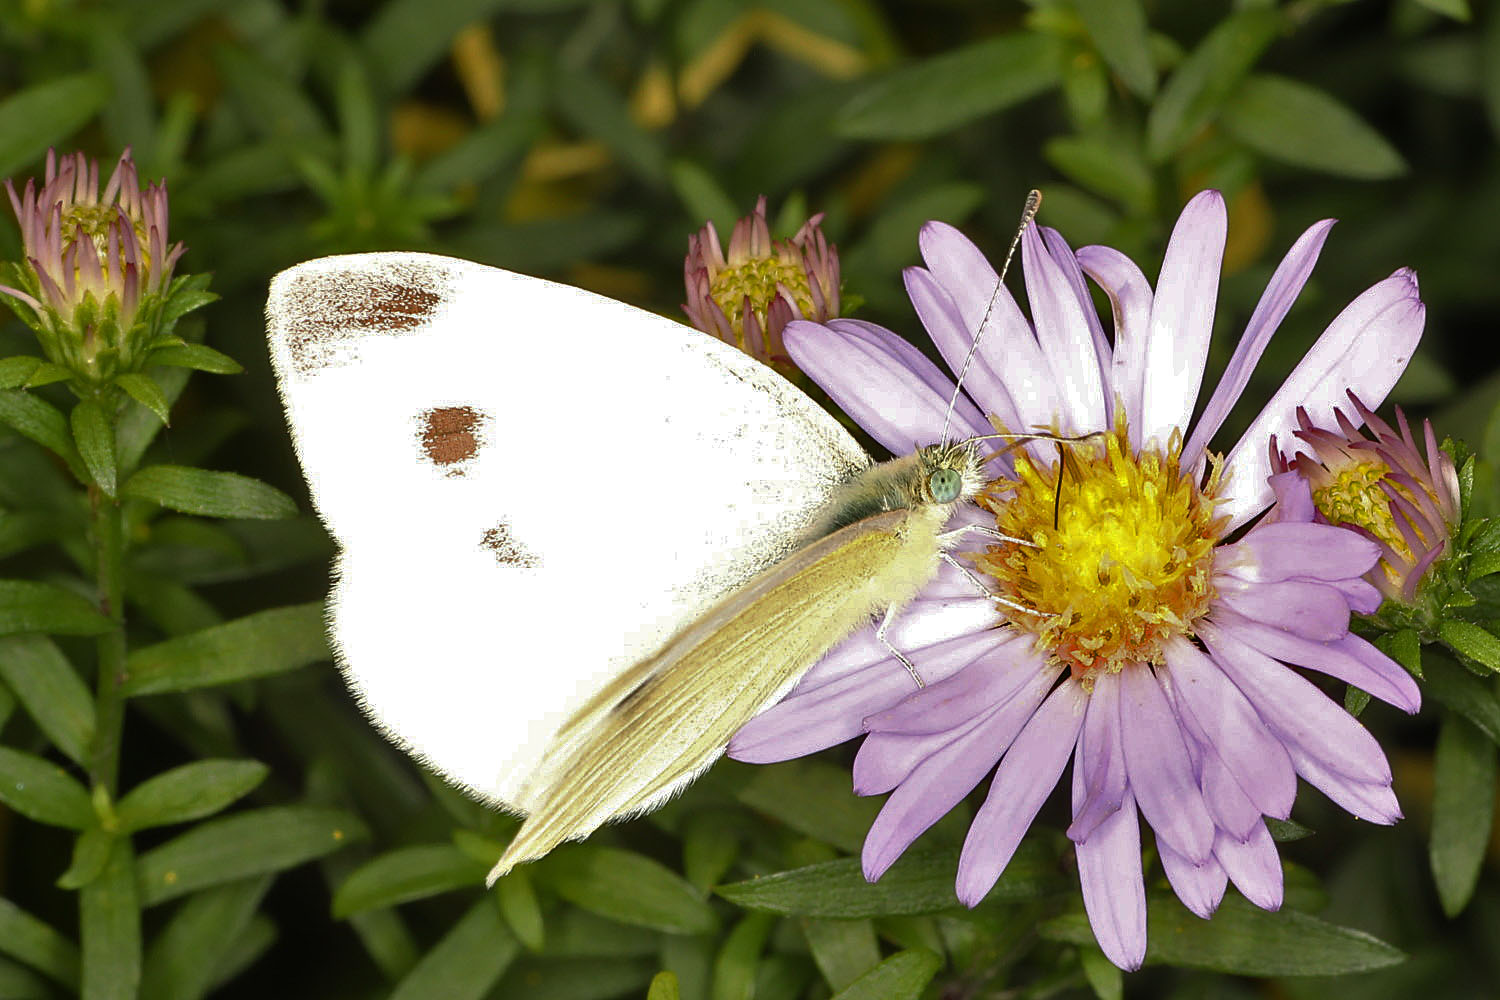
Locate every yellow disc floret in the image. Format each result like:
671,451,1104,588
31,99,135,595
709,255,814,343
973,417,1229,683
1310,459,1429,587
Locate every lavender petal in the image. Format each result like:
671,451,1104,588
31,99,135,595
1119,664,1216,863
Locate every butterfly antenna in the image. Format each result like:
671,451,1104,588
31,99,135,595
940,188,1043,445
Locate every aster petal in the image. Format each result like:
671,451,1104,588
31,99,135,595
1284,743,1402,824
904,266,1024,432
1119,665,1216,863
1267,470,1317,522
1216,522,1380,583
862,669,1057,879
1202,751,1264,837
1214,822,1284,911
1199,623,1392,786
1023,226,1106,431
1222,270,1425,529
1162,638,1297,821
1073,785,1146,972
1077,245,1152,446
1213,577,1355,642
1067,670,1128,842
865,652,1044,736
1158,841,1227,919
1041,226,1111,373
784,319,990,453
855,710,993,796
1140,191,1226,449
1184,219,1337,465
1322,576,1382,615
1210,615,1419,714
957,678,1087,905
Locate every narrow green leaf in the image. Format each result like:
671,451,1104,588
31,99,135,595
1145,8,1282,161
647,971,681,1000
1415,0,1470,21
0,74,112,178
496,867,545,952
0,746,92,828
1221,74,1406,179
26,362,73,388
1264,817,1314,842
115,759,270,832
58,829,115,890
332,845,488,917
1043,135,1154,213
711,913,774,1000
71,399,117,497
554,67,666,183
388,898,519,1000
669,161,740,242
334,47,379,176
80,838,141,1000
1426,653,1500,744
1075,0,1156,98
0,357,44,390
136,806,367,906
214,44,329,143
140,876,271,1000
716,844,1057,917
828,948,941,1000
147,344,244,375
1079,947,1123,1000
837,33,1063,140
802,918,880,992
1430,712,1497,916
115,373,172,426
1375,628,1423,678
0,897,80,988
683,810,741,894
124,603,329,696
116,365,188,472
1438,619,1500,672
734,758,881,853
538,845,717,935
0,580,111,637
0,389,85,476
122,465,296,520
1041,895,1405,974
0,634,96,765
92,28,155,161
203,914,275,994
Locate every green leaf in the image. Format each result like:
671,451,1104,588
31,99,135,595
734,758,882,854
1041,895,1404,974
716,844,1057,917
647,971,681,1000
538,845,717,935
123,603,329,696
1145,8,1282,162
1427,653,1500,744
79,838,141,1000
332,845,488,917
0,954,52,998
0,746,92,828
1264,817,1314,842
122,465,297,520
1430,712,1496,916
0,580,111,637
115,374,172,426
136,806,367,906
0,897,80,988
388,898,519,1000
58,829,115,890
553,66,666,183
0,357,44,390
115,759,270,832
1415,0,1470,21
1080,946,1122,1000
0,634,96,765
115,365,188,471
139,876,271,1000
837,33,1063,140
147,344,243,376
827,948,941,1000
669,161,740,242
496,867,545,952
711,912,774,1000
683,810,741,894
214,43,329,144
1043,135,1154,213
1438,619,1500,672
1221,74,1407,179
1375,628,1424,678
0,389,85,476
1075,0,1156,98
802,918,880,993
0,73,112,178
70,399,117,497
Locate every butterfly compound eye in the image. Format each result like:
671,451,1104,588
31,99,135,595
929,467,963,503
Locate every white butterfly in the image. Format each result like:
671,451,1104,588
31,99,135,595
266,252,1006,880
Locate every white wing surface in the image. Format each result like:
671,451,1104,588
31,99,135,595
266,253,869,810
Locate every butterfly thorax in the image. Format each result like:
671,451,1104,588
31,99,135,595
802,440,986,542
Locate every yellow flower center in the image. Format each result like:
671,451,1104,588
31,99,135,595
709,254,813,342
62,203,123,256
1311,458,1436,586
972,419,1227,683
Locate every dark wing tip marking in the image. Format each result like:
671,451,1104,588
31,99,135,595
418,405,489,474
274,258,447,376
481,523,541,569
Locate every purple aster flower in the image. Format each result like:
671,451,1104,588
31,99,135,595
728,191,1425,970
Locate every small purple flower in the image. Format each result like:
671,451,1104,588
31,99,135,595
683,197,840,378
729,191,1425,970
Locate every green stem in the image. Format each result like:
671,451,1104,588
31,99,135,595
87,415,127,797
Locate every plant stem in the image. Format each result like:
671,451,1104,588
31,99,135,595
87,431,127,797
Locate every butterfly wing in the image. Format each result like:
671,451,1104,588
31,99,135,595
265,252,869,809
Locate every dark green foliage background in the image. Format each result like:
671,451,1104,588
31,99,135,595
1,0,1499,998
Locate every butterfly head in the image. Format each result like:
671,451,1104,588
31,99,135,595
915,440,987,509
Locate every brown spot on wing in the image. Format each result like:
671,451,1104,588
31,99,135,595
275,258,446,376
481,523,541,568
418,405,488,474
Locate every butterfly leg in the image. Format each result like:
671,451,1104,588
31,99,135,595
876,607,925,689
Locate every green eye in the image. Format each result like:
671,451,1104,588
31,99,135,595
929,468,963,503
